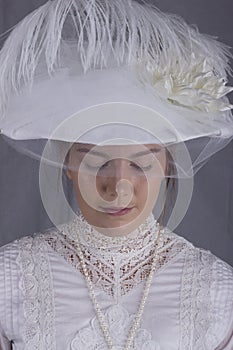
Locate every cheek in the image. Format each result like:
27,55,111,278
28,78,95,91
72,172,105,210
156,152,167,176
138,176,163,205
69,171,90,201
134,177,148,201
71,173,82,202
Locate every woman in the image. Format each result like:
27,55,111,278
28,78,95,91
0,0,233,349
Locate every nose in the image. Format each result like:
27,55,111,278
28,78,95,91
111,159,132,179
99,159,135,199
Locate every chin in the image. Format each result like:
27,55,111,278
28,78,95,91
99,210,145,231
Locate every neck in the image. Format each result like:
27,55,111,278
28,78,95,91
77,209,156,238
71,210,158,252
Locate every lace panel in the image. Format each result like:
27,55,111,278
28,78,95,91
16,235,56,350
45,227,187,300
193,250,215,349
71,304,161,350
180,247,215,350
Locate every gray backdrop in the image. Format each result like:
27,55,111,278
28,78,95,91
0,0,233,265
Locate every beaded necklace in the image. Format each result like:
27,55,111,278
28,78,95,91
74,223,162,350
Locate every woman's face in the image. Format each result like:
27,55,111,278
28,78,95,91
66,143,167,236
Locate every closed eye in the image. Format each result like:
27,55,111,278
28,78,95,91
84,161,152,172
130,163,152,171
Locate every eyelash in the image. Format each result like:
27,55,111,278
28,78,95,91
85,162,152,172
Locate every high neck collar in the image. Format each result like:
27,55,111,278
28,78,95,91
66,210,159,252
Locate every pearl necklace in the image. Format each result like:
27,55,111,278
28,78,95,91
74,222,162,350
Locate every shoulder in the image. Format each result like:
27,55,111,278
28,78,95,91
0,238,26,338
0,227,58,258
0,227,60,327
0,226,60,284
0,239,21,290
205,253,233,349
173,232,233,349
0,228,60,344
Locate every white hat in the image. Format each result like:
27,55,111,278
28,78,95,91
0,0,232,175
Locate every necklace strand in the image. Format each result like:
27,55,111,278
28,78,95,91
74,222,162,350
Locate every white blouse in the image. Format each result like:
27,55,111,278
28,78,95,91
0,212,233,350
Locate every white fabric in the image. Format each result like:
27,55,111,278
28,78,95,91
1,60,232,143
0,213,233,349
1,0,233,144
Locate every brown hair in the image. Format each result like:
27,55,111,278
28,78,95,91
159,148,177,226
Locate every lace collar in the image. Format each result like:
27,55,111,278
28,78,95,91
47,212,185,298
62,210,160,253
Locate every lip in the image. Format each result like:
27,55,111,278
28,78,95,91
100,207,134,216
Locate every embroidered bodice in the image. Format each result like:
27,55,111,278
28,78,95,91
46,212,186,300
0,212,233,350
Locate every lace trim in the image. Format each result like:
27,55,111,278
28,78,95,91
193,250,215,349
71,304,161,350
180,247,215,349
179,246,195,349
16,235,56,350
68,211,158,251
46,225,186,300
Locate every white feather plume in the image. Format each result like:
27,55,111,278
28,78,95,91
0,0,232,116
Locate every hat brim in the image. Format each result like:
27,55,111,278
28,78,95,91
1,63,232,143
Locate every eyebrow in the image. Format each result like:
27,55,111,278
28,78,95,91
76,147,162,159
77,148,109,159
